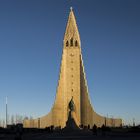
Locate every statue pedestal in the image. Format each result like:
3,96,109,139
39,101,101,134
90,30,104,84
63,110,80,131
61,111,92,136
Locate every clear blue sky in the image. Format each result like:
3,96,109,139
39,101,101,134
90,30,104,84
0,0,140,125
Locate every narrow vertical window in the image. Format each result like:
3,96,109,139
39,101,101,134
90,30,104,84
70,38,73,46
75,40,78,46
66,41,69,46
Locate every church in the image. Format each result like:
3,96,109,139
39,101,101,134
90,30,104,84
23,8,122,128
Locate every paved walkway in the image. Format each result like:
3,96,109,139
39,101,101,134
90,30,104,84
22,132,140,140
1,132,140,140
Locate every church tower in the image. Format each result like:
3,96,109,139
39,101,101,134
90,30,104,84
51,8,82,127
23,8,122,128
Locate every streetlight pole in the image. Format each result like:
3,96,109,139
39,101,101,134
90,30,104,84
6,97,8,128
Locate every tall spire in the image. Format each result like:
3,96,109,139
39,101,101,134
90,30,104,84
23,8,122,129
64,8,81,47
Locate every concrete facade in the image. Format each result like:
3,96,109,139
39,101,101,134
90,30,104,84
23,9,122,128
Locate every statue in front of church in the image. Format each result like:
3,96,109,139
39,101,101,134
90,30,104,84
68,96,75,112
63,96,79,131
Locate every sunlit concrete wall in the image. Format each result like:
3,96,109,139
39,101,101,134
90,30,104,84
23,54,122,128
23,9,122,129
80,55,122,127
